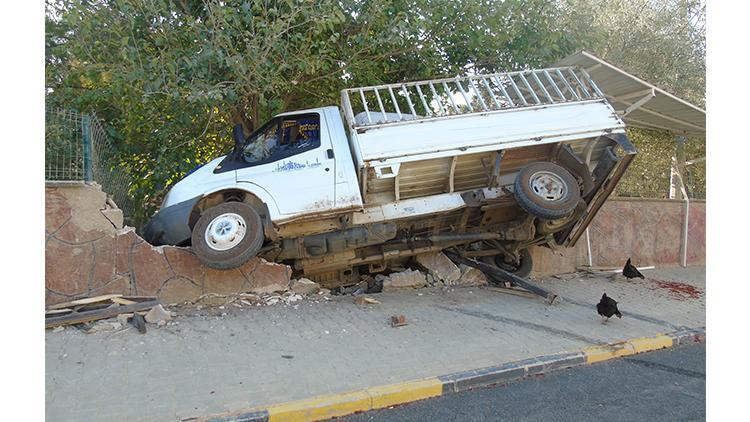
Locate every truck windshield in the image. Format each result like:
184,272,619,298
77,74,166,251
242,114,320,164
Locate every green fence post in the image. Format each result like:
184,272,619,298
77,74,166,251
82,115,93,182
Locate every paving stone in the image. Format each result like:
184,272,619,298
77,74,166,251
382,269,427,291
290,278,321,295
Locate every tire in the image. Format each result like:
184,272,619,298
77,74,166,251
191,202,265,270
514,162,581,220
481,248,533,279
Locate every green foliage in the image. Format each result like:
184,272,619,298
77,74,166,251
45,0,706,225
616,128,705,199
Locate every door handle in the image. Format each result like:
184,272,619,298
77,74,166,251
326,149,335,159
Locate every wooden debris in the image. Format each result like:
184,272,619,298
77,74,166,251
45,308,74,315
45,300,160,329
355,296,381,305
47,294,124,310
577,265,655,274
46,295,157,319
111,297,137,305
484,286,538,299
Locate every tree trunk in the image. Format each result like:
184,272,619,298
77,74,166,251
229,97,256,137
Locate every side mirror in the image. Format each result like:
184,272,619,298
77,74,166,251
232,124,245,155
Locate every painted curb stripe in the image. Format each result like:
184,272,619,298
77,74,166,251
197,327,705,422
582,333,676,364
263,378,443,422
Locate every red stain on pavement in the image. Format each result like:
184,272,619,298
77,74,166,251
648,278,703,300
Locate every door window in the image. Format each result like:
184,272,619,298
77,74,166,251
242,114,320,166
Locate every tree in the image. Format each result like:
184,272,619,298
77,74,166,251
45,0,706,223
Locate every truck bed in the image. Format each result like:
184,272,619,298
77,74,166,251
340,67,626,206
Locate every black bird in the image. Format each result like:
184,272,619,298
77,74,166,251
130,313,147,334
622,258,645,280
596,293,622,323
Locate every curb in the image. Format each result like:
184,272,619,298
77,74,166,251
194,327,705,422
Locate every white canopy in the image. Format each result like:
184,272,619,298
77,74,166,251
555,51,705,137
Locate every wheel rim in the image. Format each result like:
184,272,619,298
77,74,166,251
204,213,247,251
495,255,521,273
529,171,567,201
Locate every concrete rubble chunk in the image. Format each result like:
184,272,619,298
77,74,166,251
290,278,321,295
456,264,489,286
145,304,172,324
86,319,122,334
382,269,427,291
415,252,461,284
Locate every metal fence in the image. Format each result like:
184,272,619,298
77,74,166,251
45,108,135,222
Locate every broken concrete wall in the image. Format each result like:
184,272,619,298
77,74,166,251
45,183,291,306
531,197,706,275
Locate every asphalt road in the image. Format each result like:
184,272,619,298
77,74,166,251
342,343,705,422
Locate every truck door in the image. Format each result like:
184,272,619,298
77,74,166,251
236,112,336,215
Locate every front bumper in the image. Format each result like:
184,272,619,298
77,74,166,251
143,196,201,246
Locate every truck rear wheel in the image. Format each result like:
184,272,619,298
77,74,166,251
481,248,533,279
514,162,581,220
191,202,265,270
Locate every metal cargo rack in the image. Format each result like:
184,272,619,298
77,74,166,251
341,66,605,129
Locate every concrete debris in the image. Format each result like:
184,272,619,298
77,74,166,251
455,264,489,287
382,269,427,292
415,252,461,284
116,313,132,326
145,304,172,324
290,278,321,295
390,314,408,327
86,319,123,334
355,296,381,305
52,326,65,333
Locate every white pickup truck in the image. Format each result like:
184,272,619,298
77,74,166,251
144,66,636,286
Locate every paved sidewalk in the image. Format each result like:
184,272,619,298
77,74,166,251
46,266,705,421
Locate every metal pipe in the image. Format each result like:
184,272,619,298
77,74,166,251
681,196,689,267
412,232,503,243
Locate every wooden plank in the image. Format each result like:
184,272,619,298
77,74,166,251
484,286,538,299
120,296,158,301
111,297,137,305
45,308,73,316
47,294,124,310
45,300,160,329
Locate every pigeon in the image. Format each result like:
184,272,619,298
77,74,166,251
622,258,645,280
130,313,147,334
596,293,622,323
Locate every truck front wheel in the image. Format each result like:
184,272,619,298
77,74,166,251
191,202,265,270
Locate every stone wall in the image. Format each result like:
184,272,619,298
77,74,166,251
531,198,706,275
45,183,291,306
